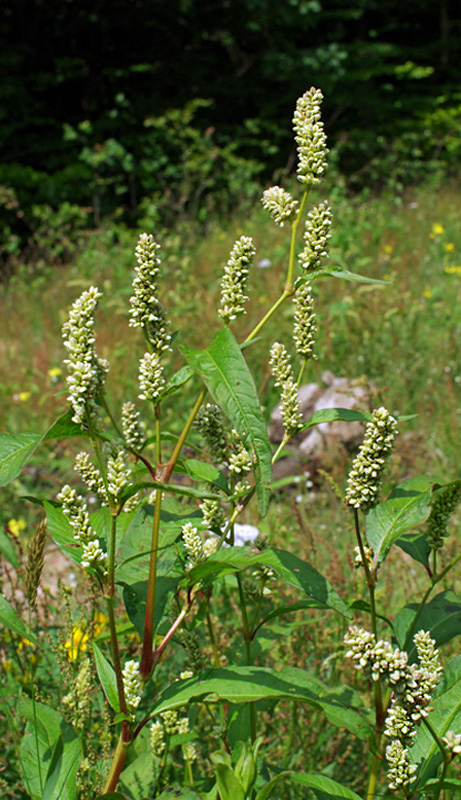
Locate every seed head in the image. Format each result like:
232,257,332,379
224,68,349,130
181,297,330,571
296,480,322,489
218,236,255,324
298,201,332,273
345,407,398,512
261,186,298,226
293,87,328,187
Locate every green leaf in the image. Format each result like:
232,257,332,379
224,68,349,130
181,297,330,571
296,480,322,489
121,479,220,505
161,364,195,398
0,410,84,488
44,501,82,565
116,503,186,584
396,531,430,567
156,789,204,800
0,528,19,567
0,432,41,487
0,595,39,645
94,794,132,799
187,548,351,618
299,265,388,284
19,700,80,800
118,750,158,797
410,655,461,788
291,772,364,799
179,328,272,515
42,735,63,800
211,753,245,800
254,772,293,800
301,407,371,431
365,476,434,563
394,591,461,656
184,458,229,493
151,666,371,740
92,643,120,712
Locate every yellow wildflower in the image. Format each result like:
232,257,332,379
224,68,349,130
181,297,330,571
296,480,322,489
48,367,63,380
64,626,89,661
445,266,461,276
430,223,444,238
384,244,393,255
8,518,26,537
444,243,455,252
93,611,108,637
422,288,433,299
18,392,31,402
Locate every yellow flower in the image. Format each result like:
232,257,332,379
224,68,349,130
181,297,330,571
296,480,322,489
8,518,26,537
64,626,89,661
48,367,63,380
443,242,455,253
383,244,393,255
445,266,461,276
18,392,31,402
422,288,433,299
93,611,108,637
18,637,35,651
430,223,444,238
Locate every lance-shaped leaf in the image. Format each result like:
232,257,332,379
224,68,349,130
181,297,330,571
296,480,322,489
179,328,272,515
366,476,434,564
297,266,388,285
19,700,80,800
0,409,84,488
92,643,120,711
187,547,351,618
291,773,364,799
0,595,39,645
394,591,461,657
301,407,372,432
150,665,372,740
410,654,461,789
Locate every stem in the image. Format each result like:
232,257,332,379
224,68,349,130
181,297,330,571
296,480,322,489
237,573,256,742
243,289,291,345
162,388,207,482
105,596,129,718
354,509,384,800
102,733,130,793
107,514,117,598
140,488,163,677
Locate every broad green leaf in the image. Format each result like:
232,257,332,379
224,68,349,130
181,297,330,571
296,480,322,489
0,528,19,567
292,772,364,799
116,503,188,584
0,410,84,488
161,364,195,398
42,735,63,800
118,750,158,797
121,479,220,505
94,794,132,800
254,772,293,800
366,476,434,564
19,700,80,800
44,501,82,565
156,789,204,800
211,754,245,800
151,666,372,740
92,643,120,711
0,594,39,645
301,407,371,431
122,572,178,637
411,655,461,788
187,548,351,618
179,328,272,515
184,458,229,493
396,531,430,567
394,591,461,657
0,433,41,486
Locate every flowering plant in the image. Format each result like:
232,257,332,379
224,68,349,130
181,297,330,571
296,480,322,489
1,87,461,800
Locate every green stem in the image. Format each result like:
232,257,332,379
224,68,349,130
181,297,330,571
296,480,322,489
243,289,291,345
140,488,163,678
102,733,130,793
107,514,117,598
237,573,256,742
296,357,308,388
162,388,207,482
272,434,289,465
285,189,309,289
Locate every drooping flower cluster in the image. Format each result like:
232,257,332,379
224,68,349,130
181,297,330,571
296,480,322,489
62,286,108,424
74,452,107,502
218,236,256,324
292,87,328,187
121,401,144,451
228,429,252,476
345,407,398,512
345,626,442,792
58,484,108,574
122,659,143,718
200,498,225,532
293,281,317,359
138,352,166,403
195,403,229,463
269,342,302,438
298,201,332,273
182,522,204,570
425,482,461,551
261,186,298,227
150,689,196,763
62,657,92,732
